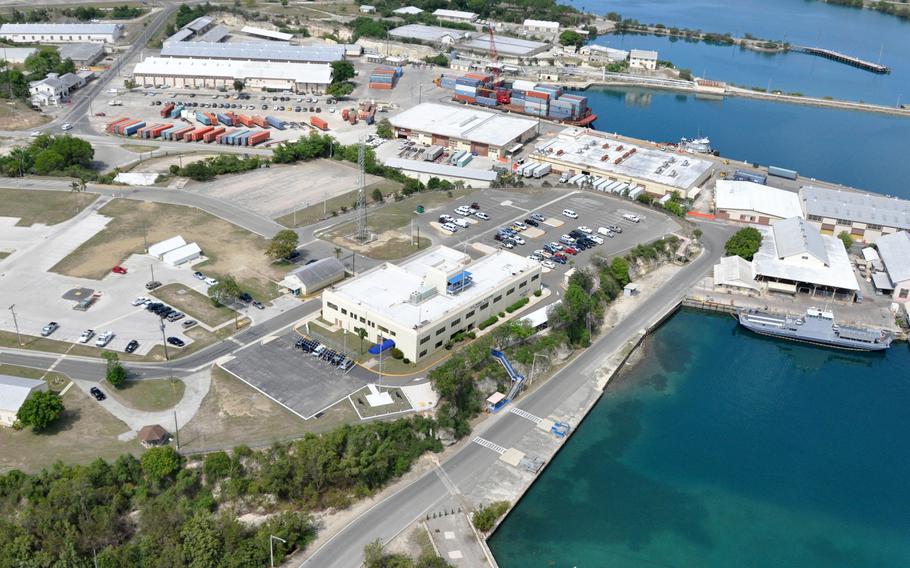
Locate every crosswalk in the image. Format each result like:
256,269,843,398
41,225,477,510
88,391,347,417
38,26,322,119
472,436,506,455
509,407,542,424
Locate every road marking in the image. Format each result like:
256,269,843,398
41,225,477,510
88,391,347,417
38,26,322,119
509,407,542,424
472,436,506,455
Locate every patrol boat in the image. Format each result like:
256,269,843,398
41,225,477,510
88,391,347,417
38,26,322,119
736,307,893,351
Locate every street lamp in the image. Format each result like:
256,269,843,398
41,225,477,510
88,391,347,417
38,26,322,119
8,304,22,346
270,535,287,568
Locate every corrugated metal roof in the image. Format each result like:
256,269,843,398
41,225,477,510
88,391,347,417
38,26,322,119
773,217,829,264
800,186,910,230
197,25,229,43
184,16,213,32
630,49,658,59
432,9,477,20
523,19,559,30
58,42,104,62
133,57,332,84
0,23,120,35
389,24,467,43
389,102,537,148
393,6,424,14
715,180,803,220
164,28,194,44
461,34,548,56
876,231,910,283
753,220,858,291
290,257,346,289
0,375,46,413
162,41,344,63
240,25,293,41
385,158,498,182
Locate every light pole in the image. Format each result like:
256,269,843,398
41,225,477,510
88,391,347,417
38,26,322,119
270,535,287,567
530,353,550,386
8,304,22,346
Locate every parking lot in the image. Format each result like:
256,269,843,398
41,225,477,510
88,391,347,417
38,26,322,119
221,331,372,419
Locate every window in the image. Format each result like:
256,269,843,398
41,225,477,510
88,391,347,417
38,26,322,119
341,308,347,315
493,295,502,303
435,340,443,348
419,350,427,358
532,274,539,281
466,310,475,319
450,318,461,327
900,289,909,300
390,330,396,337
359,316,366,323
507,288,515,295
436,328,445,336
467,323,474,330
836,219,852,226
519,281,527,288
807,214,823,222
420,336,430,345
480,302,489,310
868,223,882,230
378,325,389,334
327,302,338,310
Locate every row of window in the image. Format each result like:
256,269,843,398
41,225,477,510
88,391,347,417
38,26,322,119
808,214,883,231
327,302,397,338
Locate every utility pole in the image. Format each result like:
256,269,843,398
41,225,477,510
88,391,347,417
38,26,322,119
149,263,155,284
173,410,180,451
270,535,287,568
8,304,22,346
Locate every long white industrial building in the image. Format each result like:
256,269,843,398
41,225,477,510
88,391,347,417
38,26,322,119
0,23,121,44
160,42,346,64
132,57,332,92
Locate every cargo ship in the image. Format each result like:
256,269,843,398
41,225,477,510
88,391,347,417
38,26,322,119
735,307,893,351
435,73,598,127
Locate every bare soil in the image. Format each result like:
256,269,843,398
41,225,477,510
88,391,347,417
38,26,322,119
0,100,50,130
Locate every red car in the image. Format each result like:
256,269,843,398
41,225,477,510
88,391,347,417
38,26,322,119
112,266,127,275
563,247,577,255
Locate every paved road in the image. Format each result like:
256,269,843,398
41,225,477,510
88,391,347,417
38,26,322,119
299,221,733,568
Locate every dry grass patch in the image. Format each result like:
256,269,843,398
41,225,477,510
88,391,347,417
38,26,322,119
151,283,237,327
107,378,185,412
49,199,285,298
0,100,49,130
0,188,97,226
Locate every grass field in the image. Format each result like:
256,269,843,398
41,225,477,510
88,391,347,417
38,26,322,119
145,321,247,361
0,100,50,130
0,363,69,390
122,144,159,153
0,188,97,226
176,366,358,453
151,283,237,327
108,378,185,412
0,387,137,474
49,199,284,299
276,180,401,228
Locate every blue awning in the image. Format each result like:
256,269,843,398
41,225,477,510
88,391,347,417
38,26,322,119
368,338,396,355
447,270,472,285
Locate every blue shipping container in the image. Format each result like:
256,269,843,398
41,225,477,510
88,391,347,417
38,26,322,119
266,116,286,130
123,121,146,136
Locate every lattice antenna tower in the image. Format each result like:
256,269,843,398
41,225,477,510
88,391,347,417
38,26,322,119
356,136,368,241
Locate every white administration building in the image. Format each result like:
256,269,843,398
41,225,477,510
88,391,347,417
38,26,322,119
0,375,48,427
131,57,332,92
390,102,538,159
321,246,541,362
714,180,803,224
0,23,122,44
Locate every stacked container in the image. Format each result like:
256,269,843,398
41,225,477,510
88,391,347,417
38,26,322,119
169,105,184,119
217,113,234,127
160,103,175,118
454,75,482,103
369,66,400,90
149,124,173,139
203,127,225,143
123,121,146,136
247,130,270,146
251,116,268,128
106,118,129,133
524,90,549,117
310,116,328,131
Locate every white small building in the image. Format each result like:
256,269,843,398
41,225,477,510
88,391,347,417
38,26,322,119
0,375,48,427
629,49,658,70
523,19,560,34
0,23,122,44
149,236,187,258
393,6,424,15
580,44,629,63
359,5,376,13
714,180,803,225
162,242,202,266
281,257,346,296
875,231,910,302
433,9,478,23
29,72,88,106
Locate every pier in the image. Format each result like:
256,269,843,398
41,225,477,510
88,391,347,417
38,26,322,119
790,46,890,74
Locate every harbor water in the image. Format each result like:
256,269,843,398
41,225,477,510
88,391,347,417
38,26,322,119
489,310,910,567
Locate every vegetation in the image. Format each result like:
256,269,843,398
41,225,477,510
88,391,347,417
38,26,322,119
375,118,393,139
364,539,453,568
558,30,585,48
15,390,64,432
724,227,763,260
0,134,94,179
267,229,299,260
472,501,511,532
102,351,128,389
505,297,530,313
423,54,449,67
609,257,631,287
331,60,356,84
478,315,499,330
175,2,215,28
208,275,243,306
171,154,265,181
837,230,855,250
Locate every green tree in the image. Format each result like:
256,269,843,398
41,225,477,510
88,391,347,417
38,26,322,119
326,81,354,98
32,148,65,174
609,257,631,286
371,188,384,202
423,53,449,67
558,30,584,48
375,118,393,139
724,227,763,260
356,326,368,352
232,79,244,92
207,275,242,306
181,512,222,568
16,390,64,431
141,445,181,482
202,451,233,481
471,501,510,532
267,229,299,260
102,351,127,388
330,60,355,83
837,230,854,250
679,68,693,81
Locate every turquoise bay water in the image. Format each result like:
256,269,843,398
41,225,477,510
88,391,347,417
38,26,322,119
489,311,910,567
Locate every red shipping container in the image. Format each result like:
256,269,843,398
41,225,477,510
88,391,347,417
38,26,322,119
251,115,268,128
310,116,328,131
454,94,476,104
106,117,129,133
526,91,549,101
215,129,234,143
149,123,173,138
169,126,193,141
341,109,350,120
203,127,225,143
247,131,271,146
190,126,214,141
117,120,140,135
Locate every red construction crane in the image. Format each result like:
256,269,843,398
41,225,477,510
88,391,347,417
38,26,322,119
488,25,500,79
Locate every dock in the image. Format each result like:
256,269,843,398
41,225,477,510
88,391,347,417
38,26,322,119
790,46,890,74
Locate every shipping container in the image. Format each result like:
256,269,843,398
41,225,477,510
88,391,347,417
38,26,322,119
160,103,175,118
450,150,465,165
247,130,271,146
511,79,537,92
531,163,551,178
733,169,767,184
169,126,194,141
216,113,233,126
251,115,268,128
525,90,550,101
105,117,129,133
518,161,539,177
628,185,645,200
215,129,234,143
423,145,443,161
135,125,152,138
169,105,184,119
235,131,254,146
195,111,212,126
310,116,329,131
767,165,798,180
456,152,473,167
190,126,214,142
202,127,225,143
149,124,173,138
341,108,350,120
266,116,286,130
123,121,146,137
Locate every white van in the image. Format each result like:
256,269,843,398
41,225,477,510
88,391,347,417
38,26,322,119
562,209,578,219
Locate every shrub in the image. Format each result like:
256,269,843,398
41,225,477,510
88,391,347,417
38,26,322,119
390,347,404,359
466,331,477,340
505,298,530,313
472,501,511,532
402,358,410,364
498,311,506,318
478,315,499,330
534,289,542,297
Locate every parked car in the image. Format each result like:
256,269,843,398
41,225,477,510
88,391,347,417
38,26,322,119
132,297,148,306
89,387,106,401
524,218,539,227
111,266,127,274
204,277,218,286
562,209,578,219
560,234,576,245
439,214,454,224
531,213,546,222
541,259,556,269
79,329,95,343
145,280,162,290
608,224,622,234
500,240,515,249
252,301,265,310
182,319,197,329
577,226,593,234
61,123,73,131
441,222,458,233
454,206,472,216
469,202,480,210
453,218,470,228
474,211,490,220
622,213,641,223
40,322,59,337
512,236,526,245
95,331,114,347
590,235,605,244
167,337,185,348
193,271,205,280
563,246,577,255
239,292,253,303
125,340,139,354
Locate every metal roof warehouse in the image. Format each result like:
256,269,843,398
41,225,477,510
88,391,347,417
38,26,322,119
389,102,538,157
161,42,346,63
0,23,121,43
132,57,332,91
389,24,470,44
460,34,549,57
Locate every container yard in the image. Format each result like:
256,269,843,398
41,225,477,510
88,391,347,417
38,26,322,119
104,115,272,146
436,72,597,126
369,65,402,90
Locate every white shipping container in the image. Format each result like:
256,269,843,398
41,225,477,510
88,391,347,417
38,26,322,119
628,185,645,199
532,163,551,178
521,161,541,177
512,80,537,92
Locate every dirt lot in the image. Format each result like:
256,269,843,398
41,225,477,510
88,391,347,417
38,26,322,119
151,283,237,327
107,378,185,412
0,188,98,226
277,180,402,228
0,386,138,473
0,100,50,130
177,367,358,453
50,199,284,299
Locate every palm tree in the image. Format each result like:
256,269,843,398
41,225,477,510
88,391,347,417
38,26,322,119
356,327,368,353
334,247,342,259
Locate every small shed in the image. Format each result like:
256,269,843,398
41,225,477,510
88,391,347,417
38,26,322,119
0,375,48,427
149,235,186,258
623,283,640,297
486,392,507,412
162,242,202,266
281,257,346,296
138,424,170,448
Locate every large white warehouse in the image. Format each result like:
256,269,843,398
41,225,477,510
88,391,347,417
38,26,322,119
0,23,121,44
132,57,332,92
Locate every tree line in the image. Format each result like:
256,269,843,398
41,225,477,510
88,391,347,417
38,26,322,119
0,134,94,178
0,48,76,101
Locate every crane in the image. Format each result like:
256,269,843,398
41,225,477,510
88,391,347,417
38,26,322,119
488,24,499,79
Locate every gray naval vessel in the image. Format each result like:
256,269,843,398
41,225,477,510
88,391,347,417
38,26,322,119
736,307,893,351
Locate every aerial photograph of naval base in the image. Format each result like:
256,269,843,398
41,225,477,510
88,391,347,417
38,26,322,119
0,0,908,565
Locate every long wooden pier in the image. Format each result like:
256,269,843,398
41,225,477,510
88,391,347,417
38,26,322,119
790,46,890,74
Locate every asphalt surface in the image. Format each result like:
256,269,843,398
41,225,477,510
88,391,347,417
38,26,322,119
299,221,733,568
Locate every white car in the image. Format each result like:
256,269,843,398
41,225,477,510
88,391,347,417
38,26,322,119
541,260,556,269
562,209,578,219
597,226,612,236
578,226,593,234
329,108,336,113
79,329,95,344
95,331,114,347
442,222,459,233
204,277,219,286
132,297,149,306
529,254,542,261
454,206,473,216
513,221,527,230
622,213,641,223
474,211,490,220
500,241,514,249
453,218,470,228
61,123,73,131
439,214,455,224
512,236,525,245
533,249,547,256
589,235,604,244
560,234,576,245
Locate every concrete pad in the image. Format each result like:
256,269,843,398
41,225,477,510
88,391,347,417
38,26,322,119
366,384,394,407
471,242,497,254
444,531,455,540
500,447,526,467
537,417,556,432
543,218,564,228
401,382,438,411
429,221,456,236
523,227,545,239
448,551,463,560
